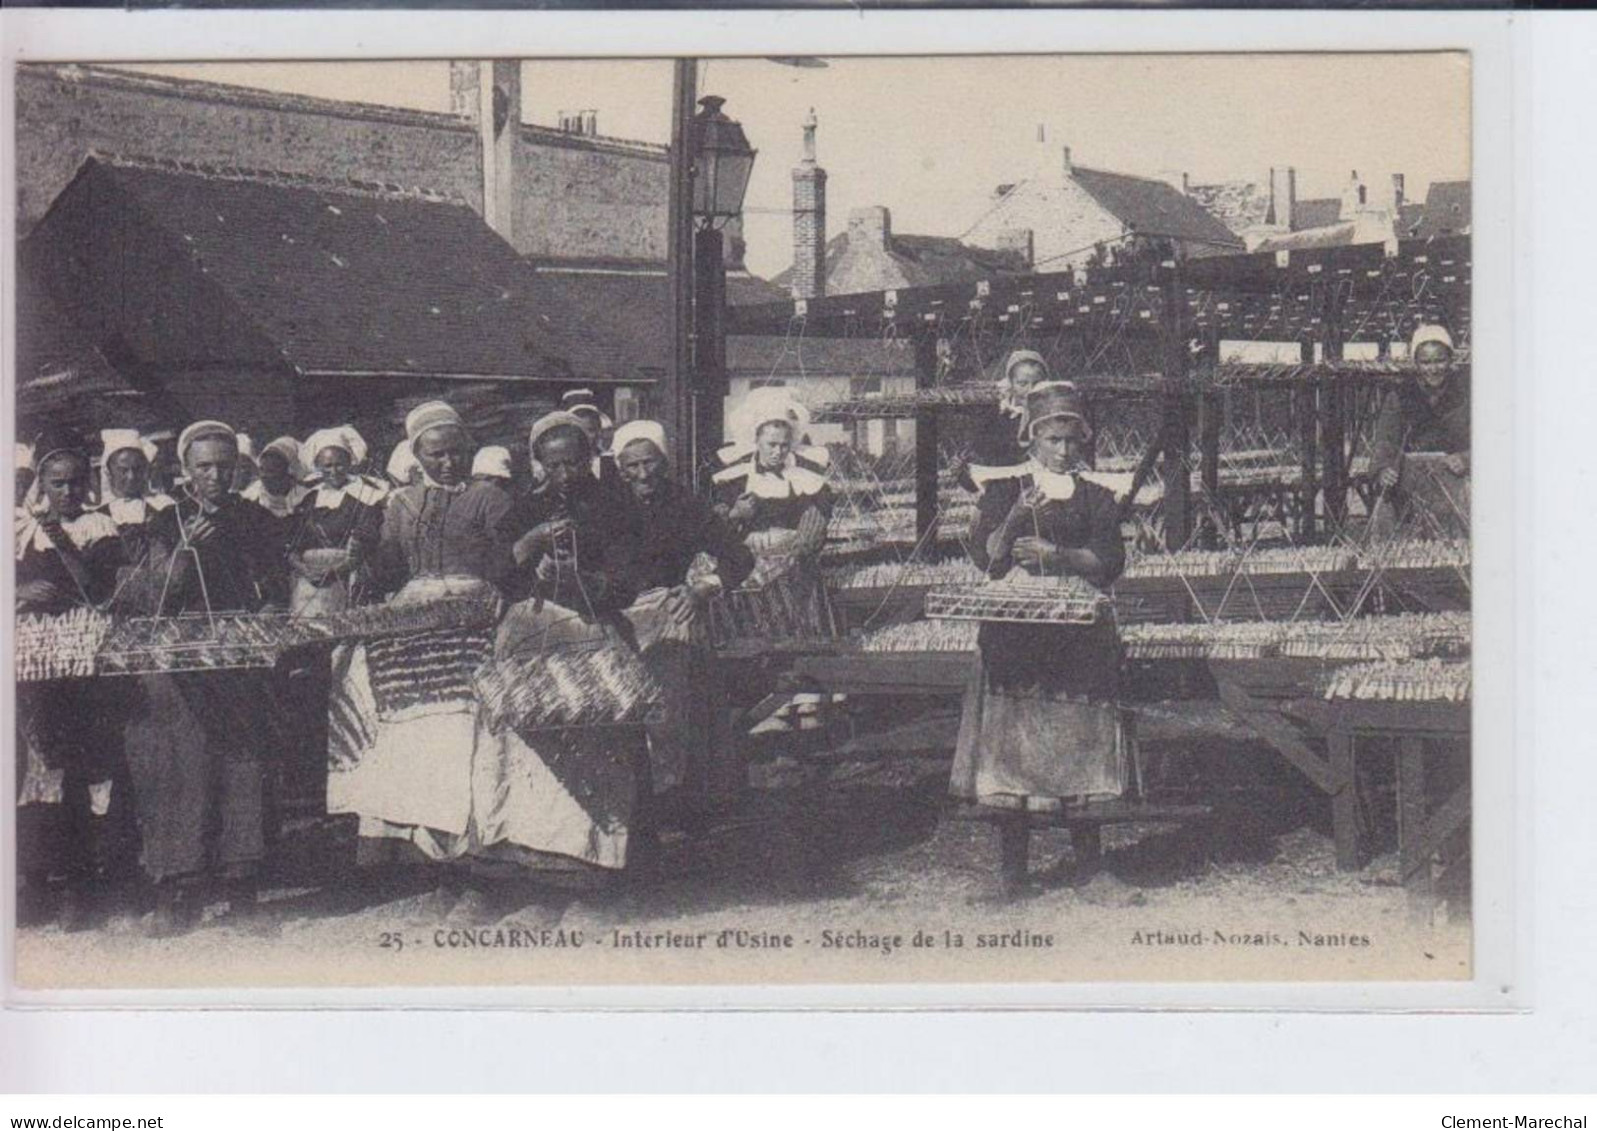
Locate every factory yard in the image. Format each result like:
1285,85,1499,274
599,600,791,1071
15,711,1470,991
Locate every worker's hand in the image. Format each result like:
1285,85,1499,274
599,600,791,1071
515,519,570,565
534,553,562,584
16,579,64,608
662,585,698,626
183,515,219,546
1378,467,1400,490
688,575,723,606
1011,536,1061,574
727,495,758,524
1445,453,1468,477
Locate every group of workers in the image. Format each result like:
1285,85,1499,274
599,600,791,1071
15,388,831,935
14,324,1471,925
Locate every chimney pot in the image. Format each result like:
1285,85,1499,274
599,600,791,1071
1062,145,1073,175
791,113,828,299
848,206,892,248
1392,172,1406,210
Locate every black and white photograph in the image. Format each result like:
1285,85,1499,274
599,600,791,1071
7,50,1479,990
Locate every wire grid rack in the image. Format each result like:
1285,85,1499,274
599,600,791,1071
925,575,1110,626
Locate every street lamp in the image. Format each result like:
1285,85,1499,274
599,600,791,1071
690,95,757,227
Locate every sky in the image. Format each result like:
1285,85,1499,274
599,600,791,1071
122,55,1470,279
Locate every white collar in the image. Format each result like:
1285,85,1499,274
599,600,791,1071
15,508,120,560
1027,459,1078,501
101,493,175,525
312,478,385,508
242,480,309,516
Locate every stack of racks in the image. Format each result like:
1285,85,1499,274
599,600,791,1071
474,639,662,732
15,608,114,682
856,619,980,653
1274,612,1470,660
1360,539,1471,571
1123,545,1359,579
826,558,986,591
1321,658,1471,702
1120,612,1471,663
926,575,1109,625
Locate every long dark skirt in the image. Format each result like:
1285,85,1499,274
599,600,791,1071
16,679,137,883
123,670,275,883
951,619,1127,810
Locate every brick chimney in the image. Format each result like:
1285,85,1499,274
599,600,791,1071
449,62,480,119
848,206,891,250
995,228,1034,270
1267,166,1297,229
1391,172,1406,211
1062,145,1074,177
790,108,827,299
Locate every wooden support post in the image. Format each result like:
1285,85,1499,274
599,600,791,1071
914,334,941,547
1193,325,1222,549
1398,737,1435,923
1296,337,1319,542
1160,265,1192,551
1320,309,1348,534
1198,393,1222,556
1329,729,1362,870
1070,824,1104,879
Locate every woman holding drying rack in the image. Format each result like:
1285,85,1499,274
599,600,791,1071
15,429,128,930
952,382,1129,896
120,419,289,935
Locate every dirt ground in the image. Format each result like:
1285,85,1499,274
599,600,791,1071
13,707,1472,990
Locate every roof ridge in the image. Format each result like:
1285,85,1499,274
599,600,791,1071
85,150,466,206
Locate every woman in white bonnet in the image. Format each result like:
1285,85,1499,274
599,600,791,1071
1369,323,1470,539
289,425,385,617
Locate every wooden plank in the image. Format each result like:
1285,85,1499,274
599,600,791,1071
1214,673,1338,794
786,651,975,695
1407,779,1472,868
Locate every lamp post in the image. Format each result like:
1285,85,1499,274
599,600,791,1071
688,95,756,487
668,62,804,487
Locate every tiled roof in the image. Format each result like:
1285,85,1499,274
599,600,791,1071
14,265,161,435
1413,181,1471,239
772,230,1028,293
31,155,627,382
1186,181,1271,237
1253,221,1361,253
1070,166,1245,250
1291,198,1343,232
